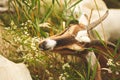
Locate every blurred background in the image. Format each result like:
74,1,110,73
104,0,120,8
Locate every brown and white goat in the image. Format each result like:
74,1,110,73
39,11,111,80
73,0,120,42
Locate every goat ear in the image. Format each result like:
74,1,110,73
56,28,69,36
84,40,116,49
87,10,109,31
56,20,79,36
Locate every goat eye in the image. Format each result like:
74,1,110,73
69,20,79,25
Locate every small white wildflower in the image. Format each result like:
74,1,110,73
26,33,29,36
60,74,63,76
31,43,37,50
23,38,30,44
27,20,32,23
21,27,24,29
18,45,24,51
24,27,27,29
25,22,28,26
15,36,21,41
59,75,62,80
64,72,69,77
16,37,20,41
35,75,38,77
24,1,27,4
39,22,51,28
62,63,70,70
59,74,66,80
23,53,34,60
11,20,14,26
32,37,40,43
11,21,17,29
35,49,39,52
107,59,115,66
35,58,40,62
21,23,24,26
14,37,17,42
24,31,29,36
45,70,50,74
115,71,119,75
28,3,32,6
30,37,38,50
31,42,35,46
61,77,66,80
18,37,21,41
50,65,53,68
24,31,28,35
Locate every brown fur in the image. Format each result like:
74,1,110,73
39,11,114,80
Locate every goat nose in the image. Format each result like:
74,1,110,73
39,39,57,50
39,41,48,50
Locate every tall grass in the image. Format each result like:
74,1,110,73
8,0,76,37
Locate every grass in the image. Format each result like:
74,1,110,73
0,0,120,80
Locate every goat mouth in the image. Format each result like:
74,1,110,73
39,39,57,51
39,45,51,51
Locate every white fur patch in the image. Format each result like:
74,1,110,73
75,30,91,42
45,39,57,50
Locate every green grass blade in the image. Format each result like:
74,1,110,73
75,70,85,80
91,62,98,80
114,39,120,55
87,55,92,80
68,0,82,9
40,5,53,23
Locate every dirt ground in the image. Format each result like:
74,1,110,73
0,21,16,58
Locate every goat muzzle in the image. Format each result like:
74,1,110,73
39,40,48,50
